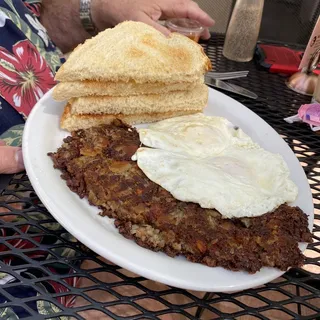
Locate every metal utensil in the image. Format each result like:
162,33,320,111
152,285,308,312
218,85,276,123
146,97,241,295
205,76,258,100
206,70,249,80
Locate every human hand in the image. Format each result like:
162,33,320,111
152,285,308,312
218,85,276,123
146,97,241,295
0,140,24,174
91,0,214,39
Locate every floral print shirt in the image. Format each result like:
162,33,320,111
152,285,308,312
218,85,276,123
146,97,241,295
0,1,76,318
0,0,63,135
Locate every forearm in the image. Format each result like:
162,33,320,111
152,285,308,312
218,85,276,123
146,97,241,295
39,0,214,53
40,0,91,53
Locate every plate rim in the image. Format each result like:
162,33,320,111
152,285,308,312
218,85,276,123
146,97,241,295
22,87,314,292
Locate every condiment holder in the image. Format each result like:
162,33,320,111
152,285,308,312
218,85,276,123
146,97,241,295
165,18,204,43
286,48,320,96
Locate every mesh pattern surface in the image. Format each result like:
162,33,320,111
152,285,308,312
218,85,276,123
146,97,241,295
0,35,319,319
259,0,320,45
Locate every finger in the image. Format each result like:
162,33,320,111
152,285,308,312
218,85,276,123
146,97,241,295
184,1,215,27
162,0,215,27
200,28,211,40
0,140,6,146
137,14,171,37
0,146,24,174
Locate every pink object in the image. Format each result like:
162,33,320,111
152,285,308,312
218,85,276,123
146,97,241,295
298,103,320,126
284,103,320,131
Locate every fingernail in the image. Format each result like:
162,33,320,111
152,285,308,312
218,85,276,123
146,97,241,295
15,148,24,169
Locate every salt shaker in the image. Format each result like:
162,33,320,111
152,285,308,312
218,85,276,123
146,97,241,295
223,0,264,62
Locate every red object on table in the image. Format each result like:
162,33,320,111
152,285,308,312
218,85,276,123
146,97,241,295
255,44,320,75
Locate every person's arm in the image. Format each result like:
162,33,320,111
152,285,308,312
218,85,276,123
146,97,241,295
40,0,214,53
40,0,91,53
0,141,24,174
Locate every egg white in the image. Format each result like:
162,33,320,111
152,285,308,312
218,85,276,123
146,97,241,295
139,113,258,158
133,114,298,218
134,147,298,219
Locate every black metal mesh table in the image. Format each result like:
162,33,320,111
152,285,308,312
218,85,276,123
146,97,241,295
0,35,319,320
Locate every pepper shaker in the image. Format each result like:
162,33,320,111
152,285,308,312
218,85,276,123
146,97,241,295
223,0,264,62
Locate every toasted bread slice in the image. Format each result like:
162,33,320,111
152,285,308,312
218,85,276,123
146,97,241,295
61,104,199,131
55,21,211,84
69,84,208,115
53,79,203,101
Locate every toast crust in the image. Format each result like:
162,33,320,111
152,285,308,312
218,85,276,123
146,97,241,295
52,79,203,101
55,21,212,84
61,104,201,131
68,84,208,115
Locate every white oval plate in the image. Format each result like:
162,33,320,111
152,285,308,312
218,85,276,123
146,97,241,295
23,87,314,293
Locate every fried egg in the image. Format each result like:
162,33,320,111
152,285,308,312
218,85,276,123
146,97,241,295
133,114,298,219
138,113,258,158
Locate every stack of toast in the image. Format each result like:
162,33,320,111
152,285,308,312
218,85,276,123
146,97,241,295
53,21,211,131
